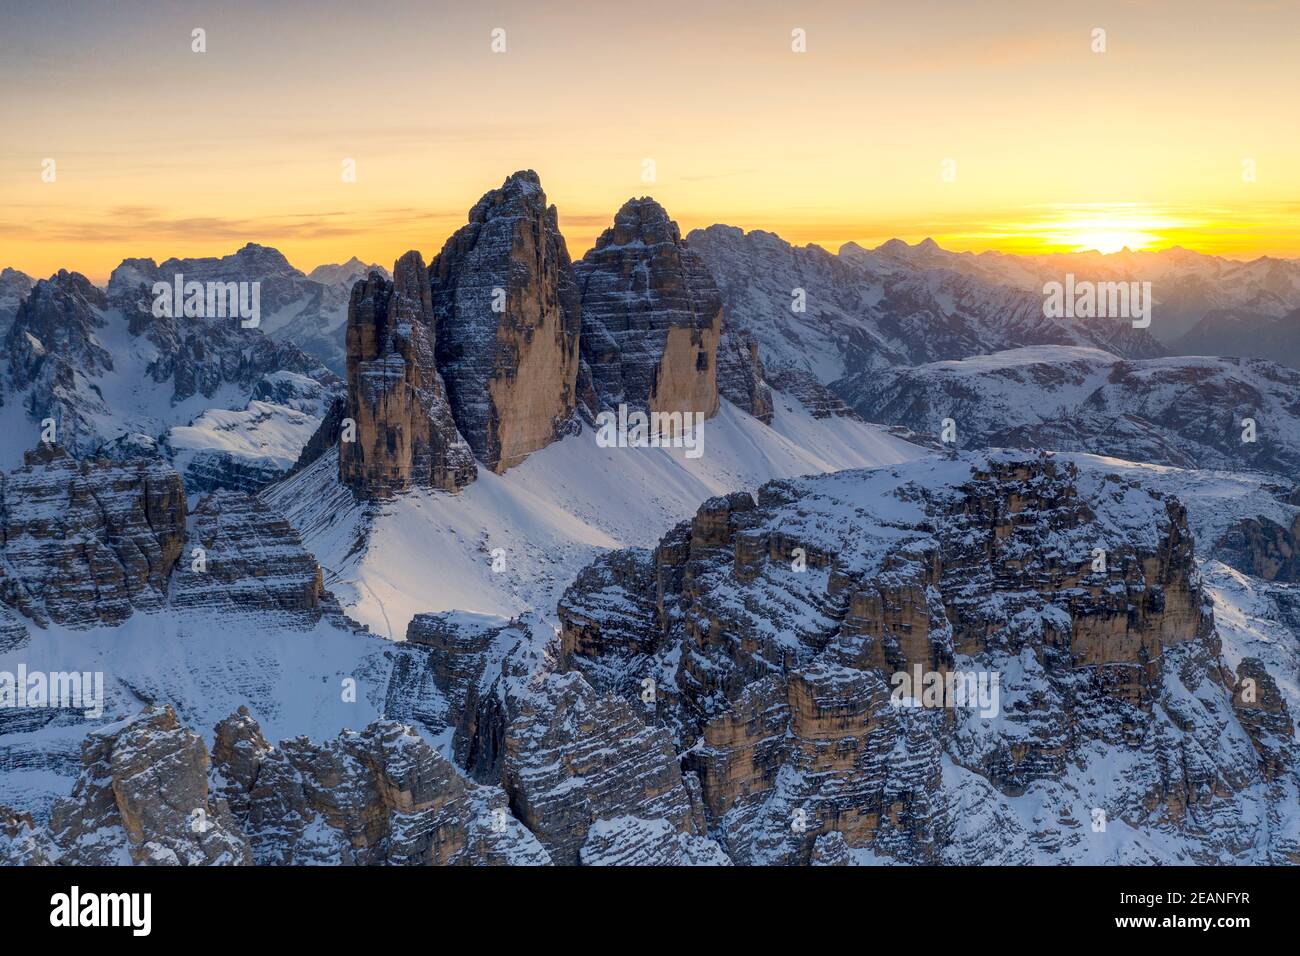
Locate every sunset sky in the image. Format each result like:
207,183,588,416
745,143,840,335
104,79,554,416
2,0,1297,282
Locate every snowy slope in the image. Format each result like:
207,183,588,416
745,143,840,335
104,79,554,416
0,610,394,819
265,397,930,639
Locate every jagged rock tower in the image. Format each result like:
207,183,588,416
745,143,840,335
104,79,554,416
339,250,476,497
429,170,582,473
574,198,721,422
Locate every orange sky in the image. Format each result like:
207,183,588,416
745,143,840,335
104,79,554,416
2,0,1297,282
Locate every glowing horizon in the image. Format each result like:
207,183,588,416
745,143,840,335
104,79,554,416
2,0,1297,283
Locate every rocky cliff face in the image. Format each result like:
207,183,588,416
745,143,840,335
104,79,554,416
1213,513,1300,582
339,252,476,497
0,448,185,628
501,671,721,865
715,325,774,423
4,271,117,455
574,198,721,422
169,489,342,625
46,706,251,865
0,268,35,344
0,446,346,632
553,452,1294,863
210,707,549,865
429,171,582,473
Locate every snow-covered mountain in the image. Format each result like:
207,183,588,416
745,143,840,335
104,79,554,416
1,172,1297,867
0,268,33,342
0,265,341,495
835,345,1300,478
110,244,386,376
839,239,1300,349
687,227,1166,391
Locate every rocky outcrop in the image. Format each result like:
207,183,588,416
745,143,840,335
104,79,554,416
21,704,552,866
556,452,1287,863
501,672,716,865
0,267,34,341
46,706,251,865
0,448,185,628
1232,658,1296,780
169,490,339,624
0,603,30,652
766,367,857,420
0,804,56,865
211,708,550,865
430,171,582,473
1214,514,1300,582
339,252,476,497
574,198,721,422
387,611,525,771
716,325,773,423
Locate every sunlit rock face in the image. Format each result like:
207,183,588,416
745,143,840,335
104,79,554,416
555,452,1295,864
575,198,721,424
429,170,582,473
339,251,476,498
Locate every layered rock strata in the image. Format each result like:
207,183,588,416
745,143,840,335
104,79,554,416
339,251,476,497
574,198,721,423
429,171,582,472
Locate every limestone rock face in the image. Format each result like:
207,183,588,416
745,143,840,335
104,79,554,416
169,490,339,624
501,672,712,865
765,367,857,420
429,171,581,473
0,604,28,652
1214,513,1300,582
0,449,185,628
211,709,551,865
558,452,1288,863
716,326,774,423
574,198,721,422
0,804,55,865
393,612,521,770
46,706,251,865
580,815,731,866
18,705,554,866
339,252,476,497
1232,658,1296,779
